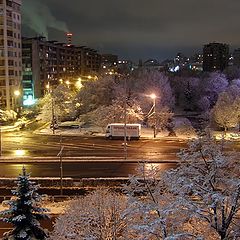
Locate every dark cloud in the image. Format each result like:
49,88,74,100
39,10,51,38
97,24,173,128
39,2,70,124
22,0,240,61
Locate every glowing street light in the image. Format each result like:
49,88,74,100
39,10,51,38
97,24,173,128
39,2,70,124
75,78,83,89
14,90,20,97
150,93,156,100
13,90,21,115
46,83,50,92
15,149,26,157
65,80,70,88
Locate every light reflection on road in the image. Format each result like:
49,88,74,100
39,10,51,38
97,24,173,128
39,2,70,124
0,162,177,178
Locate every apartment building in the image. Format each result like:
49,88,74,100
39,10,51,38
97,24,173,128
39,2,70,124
203,42,229,72
0,0,21,110
22,37,101,104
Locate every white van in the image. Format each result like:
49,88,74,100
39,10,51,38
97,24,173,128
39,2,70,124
105,123,141,140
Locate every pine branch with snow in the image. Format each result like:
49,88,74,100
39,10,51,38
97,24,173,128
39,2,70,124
0,167,49,240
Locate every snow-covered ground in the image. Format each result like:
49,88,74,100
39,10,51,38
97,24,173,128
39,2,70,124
36,122,197,140
0,200,69,215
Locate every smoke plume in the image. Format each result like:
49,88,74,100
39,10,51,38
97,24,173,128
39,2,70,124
22,0,69,39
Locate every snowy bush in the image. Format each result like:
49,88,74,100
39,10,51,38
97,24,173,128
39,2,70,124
50,188,128,240
173,117,196,138
0,110,17,124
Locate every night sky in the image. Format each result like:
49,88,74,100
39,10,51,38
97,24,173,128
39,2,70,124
22,0,240,61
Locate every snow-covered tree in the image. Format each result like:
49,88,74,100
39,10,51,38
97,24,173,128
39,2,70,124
171,76,201,111
50,188,128,240
0,167,49,240
76,75,118,114
147,107,174,134
123,163,206,239
38,84,77,122
212,92,240,131
166,134,240,239
198,72,229,110
130,69,175,112
79,98,143,130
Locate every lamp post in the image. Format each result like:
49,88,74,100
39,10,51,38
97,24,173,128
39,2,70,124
150,93,157,138
48,84,57,135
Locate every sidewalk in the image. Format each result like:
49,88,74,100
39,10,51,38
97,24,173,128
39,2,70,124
35,125,193,140
0,119,34,132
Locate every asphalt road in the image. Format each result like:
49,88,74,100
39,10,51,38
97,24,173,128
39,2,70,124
1,123,239,178
1,128,187,161
0,161,177,178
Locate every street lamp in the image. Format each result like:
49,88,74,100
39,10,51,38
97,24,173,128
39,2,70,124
14,90,21,115
65,80,70,88
46,83,50,91
75,78,83,90
150,93,157,138
14,90,20,97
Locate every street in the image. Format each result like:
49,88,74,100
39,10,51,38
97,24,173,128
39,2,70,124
1,126,187,160
0,161,177,178
0,123,239,179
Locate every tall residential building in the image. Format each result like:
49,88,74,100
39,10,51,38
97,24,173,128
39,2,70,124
203,42,229,72
0,0,22,110
22,37,101,104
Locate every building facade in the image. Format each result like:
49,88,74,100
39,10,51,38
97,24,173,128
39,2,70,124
203,42,229,72
0,0,21,110
22,37,101,104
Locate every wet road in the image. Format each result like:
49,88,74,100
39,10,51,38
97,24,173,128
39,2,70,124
0,162,177,178
1,130,187,161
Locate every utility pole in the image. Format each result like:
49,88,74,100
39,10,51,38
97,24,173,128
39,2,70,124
51,95,56,134
123,77,127,160
0,127,2,156
149,93,157,138
153,96,156,138
57,135,64,196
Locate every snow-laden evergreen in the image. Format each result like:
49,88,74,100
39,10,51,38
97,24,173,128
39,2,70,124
0,167,49,240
